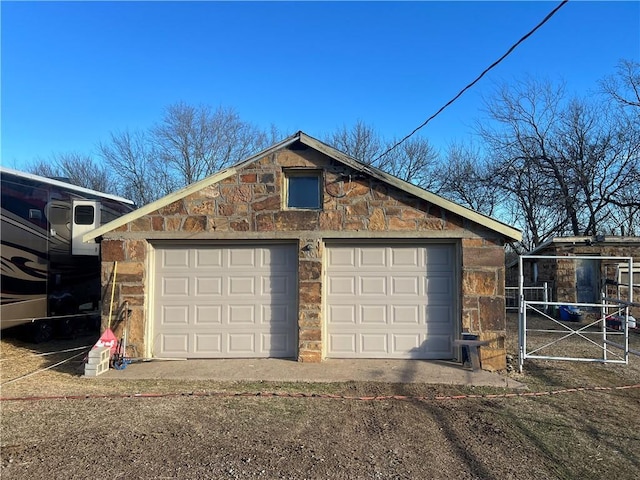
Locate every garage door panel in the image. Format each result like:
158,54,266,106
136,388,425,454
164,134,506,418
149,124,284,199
361,334,388,354
360,247,386,267
327,244,455,359
391,334,422,354
195,277,222,296
161,334,189,354
228,248,255,268
263,246,296,270
329,305,356,323
228,333,255,353
263,275,290,295
392,305,420,324
328,248,356,268
329,334,356,353
328,276,355,295
194,305,222,324
425,247,453,271
261,304,290,324
361,276,386,295
195,249,222,267
154,244,297,358
425,306,453,326
421,335,453,355
390,248,419,267
229,277,255,295
261,333,291,355
160,305,189,325
163,277,189,296
361,305,387,324
228,305,255,324
163,249,190,267
425,275,452,294
195,334,222,353
391,276,419,295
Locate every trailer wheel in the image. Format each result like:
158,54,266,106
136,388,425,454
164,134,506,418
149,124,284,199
29,320,54,343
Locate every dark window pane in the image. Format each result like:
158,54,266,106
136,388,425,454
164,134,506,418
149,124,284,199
74,205,95,225
288,176,320,209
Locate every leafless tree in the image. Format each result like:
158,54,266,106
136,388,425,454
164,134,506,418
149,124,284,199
24,153,116,193
438,142,501,217
151,103,269,186
326,121,440,189
378,136,440,189
326,120,383,164
479,71,640,249
600,59,640,109
98,129,162,206
97,103,274,205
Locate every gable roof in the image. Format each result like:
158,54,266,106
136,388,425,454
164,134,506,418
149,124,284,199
84,131,522,242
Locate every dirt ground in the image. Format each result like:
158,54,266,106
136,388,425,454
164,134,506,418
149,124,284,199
1,314,639,479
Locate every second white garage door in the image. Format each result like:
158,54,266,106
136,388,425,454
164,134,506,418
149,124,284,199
326,243,456,359
153,244,297,358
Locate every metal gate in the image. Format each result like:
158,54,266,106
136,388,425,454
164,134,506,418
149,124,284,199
518,255,639,372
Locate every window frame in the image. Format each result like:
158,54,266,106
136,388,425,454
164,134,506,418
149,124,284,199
74,204,96,225
284,169,323,210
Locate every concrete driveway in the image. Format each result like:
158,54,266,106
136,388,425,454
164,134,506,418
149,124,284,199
100,358,524,388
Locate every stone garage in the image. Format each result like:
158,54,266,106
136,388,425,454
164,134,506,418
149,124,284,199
86,132,521,370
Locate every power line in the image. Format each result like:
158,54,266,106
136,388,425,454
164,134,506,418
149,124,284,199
373,0,570,163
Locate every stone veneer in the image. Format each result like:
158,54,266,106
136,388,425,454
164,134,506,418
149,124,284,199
100,144,509,370
512,241,640,318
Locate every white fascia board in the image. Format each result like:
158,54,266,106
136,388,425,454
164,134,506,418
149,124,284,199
83,167,238,242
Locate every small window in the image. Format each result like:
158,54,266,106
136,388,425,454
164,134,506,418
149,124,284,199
286,171,321,209
74,205,95,225
29,209,42,221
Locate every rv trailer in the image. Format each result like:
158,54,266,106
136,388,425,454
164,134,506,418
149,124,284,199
1,167,135,341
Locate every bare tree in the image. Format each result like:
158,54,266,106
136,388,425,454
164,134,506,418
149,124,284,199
600,59,640,109
439,142,500,217
326,120,383,164
151,103,269,186
326,121,440,188
479,72,640,249
379,137,440,189
97,103,274,206
98,129,163,206
24,153,116,193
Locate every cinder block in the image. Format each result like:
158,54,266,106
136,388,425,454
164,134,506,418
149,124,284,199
84,357,110,377
88,347,110,364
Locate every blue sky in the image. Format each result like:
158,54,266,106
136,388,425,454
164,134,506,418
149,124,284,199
2,1,639,171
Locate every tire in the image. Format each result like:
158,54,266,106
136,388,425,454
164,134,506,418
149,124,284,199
29,320,54,343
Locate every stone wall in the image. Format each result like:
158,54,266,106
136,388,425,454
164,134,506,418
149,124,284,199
100,145,509,370
461,237,506,370
510,240,640,318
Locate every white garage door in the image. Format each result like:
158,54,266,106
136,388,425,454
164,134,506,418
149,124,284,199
326,243,456,359
153,244,297,358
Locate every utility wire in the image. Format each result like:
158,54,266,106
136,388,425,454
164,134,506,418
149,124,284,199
373,0,570,163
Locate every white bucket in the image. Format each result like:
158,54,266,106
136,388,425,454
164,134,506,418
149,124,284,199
628,316,637,329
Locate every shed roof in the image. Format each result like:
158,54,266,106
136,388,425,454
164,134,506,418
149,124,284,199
84,131,522,242
526,236,640,255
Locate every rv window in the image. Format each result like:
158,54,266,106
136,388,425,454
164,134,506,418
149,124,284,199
74,205,95,225
29,209,42,221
